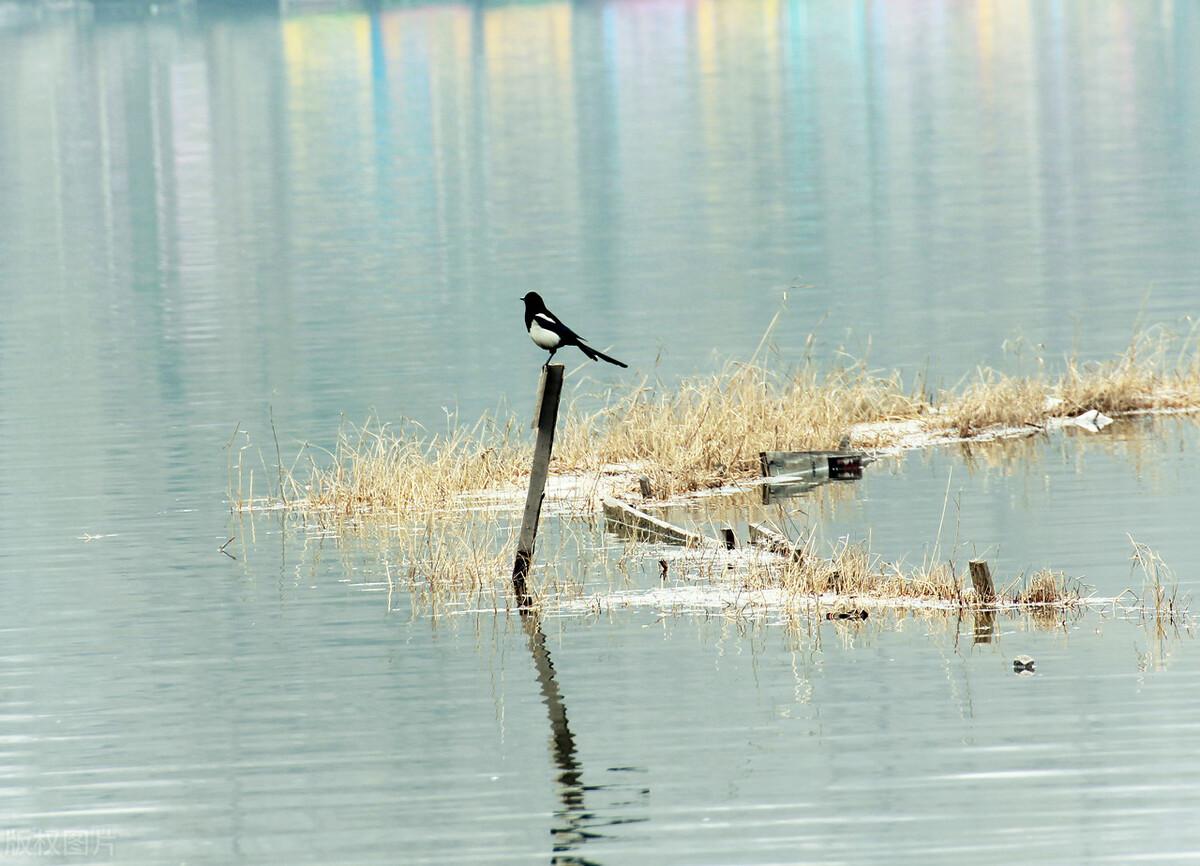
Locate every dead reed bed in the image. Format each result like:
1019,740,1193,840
232,324,1200,514
681,533,1084,608
557,361,924,496
231,414,531,514
946,325,1200,436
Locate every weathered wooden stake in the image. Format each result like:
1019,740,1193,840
512,364,565,608
969,559,996,603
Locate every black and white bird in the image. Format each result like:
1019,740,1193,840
520,292,627,368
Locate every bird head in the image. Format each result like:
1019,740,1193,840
519,292,546,312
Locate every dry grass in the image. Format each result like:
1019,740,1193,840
233,414,531,514
946,326,1200,435
266,507,606,612
1128,536,1188,628
232,323,1200,514
945,370,1051,437
1013,569,1076,605
385,513,517,595
679,533,1081,607
1060,328,1200,414
782,543,964,601
557,362,922,495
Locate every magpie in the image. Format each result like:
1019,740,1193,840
520,292,628,368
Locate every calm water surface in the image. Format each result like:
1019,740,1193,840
1,0,1198,863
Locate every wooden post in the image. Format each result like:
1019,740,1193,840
512,365,565,608
969,559,996,603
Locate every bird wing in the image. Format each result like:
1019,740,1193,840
533,311,582,342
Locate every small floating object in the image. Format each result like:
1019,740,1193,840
759,450,872,480
759,450,873,504
1013,655,1036,675
1072,409,1114,433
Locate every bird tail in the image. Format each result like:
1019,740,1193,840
578,342,628,368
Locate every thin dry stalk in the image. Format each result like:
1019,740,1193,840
1128,536,1187,628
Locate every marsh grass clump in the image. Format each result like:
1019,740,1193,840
1009,569,1083,628
269,414,531,515
1059,327,1200,415
944,370,1051,437
387,514,518,597
1011,569,1078,606
1128,536,1189,627
784,548,962,602
707,536,966,604
557,361,923,497
942,326,1200,436
234,323,1200,515
668,532,1090,612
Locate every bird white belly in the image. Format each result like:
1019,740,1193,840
529,320,561,349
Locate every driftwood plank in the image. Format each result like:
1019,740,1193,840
747,522,804,562
602,499,721,548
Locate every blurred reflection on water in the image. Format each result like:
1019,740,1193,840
3,0,1199,443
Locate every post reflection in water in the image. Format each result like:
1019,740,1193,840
520,609,636,865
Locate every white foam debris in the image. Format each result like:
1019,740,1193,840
1072,408,1115,433
845,418,1042,456
548,584,1125,617
454,465,644,512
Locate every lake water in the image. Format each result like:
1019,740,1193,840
1,0,1198,863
